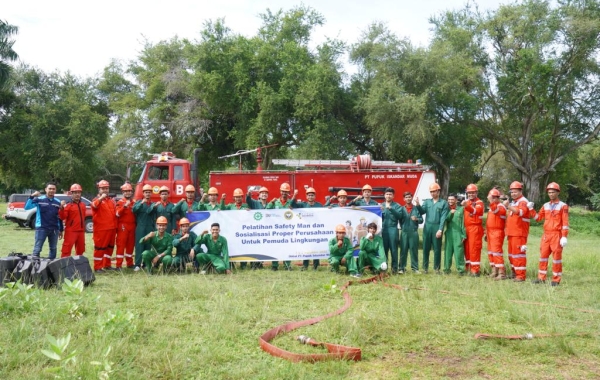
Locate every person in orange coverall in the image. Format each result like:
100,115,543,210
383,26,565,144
462,184,485,276
92,180,117,272
115,183,136,270
58,183,87,258
484,188,507,280
531,182,569,286
503,181,533,282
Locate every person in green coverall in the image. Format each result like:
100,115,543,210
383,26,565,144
358,222,388,274
267,183,298,270
196,187,221,211
381,187,404,274
151,186,177,235
292,187,323,271
444,194,467,275
416,183,449,274
165,217,198,273
132,184,157,271
194,223,232,274
221,188,249,269
140,216,174,274
399,192,423,274
329,224,361,278
172,184,200,219
245,186,270,270
348,184,379,206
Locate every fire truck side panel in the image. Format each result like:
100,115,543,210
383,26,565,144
210,172,294,204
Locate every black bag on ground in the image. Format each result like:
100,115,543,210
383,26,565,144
31,259,54,289
48,256,95,286
12,259,36,284
1,256,24,286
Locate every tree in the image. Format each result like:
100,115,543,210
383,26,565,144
431,0,600,201
0,19,18,90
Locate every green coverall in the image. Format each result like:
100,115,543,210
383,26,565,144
328,237,358,275
172,200,200,219
293,200,324,270
132,200,156,267
246,194,269,269
168,230,198,272
151,202,176,233
220,200,248,268
358,235,386,274
268,198,294,270
349,199,379,206
399,205,423,272
443,206,467,274
194,234,230,273
140,232,174,274
381,202,404,272
196,202,221,211
417,199,449,272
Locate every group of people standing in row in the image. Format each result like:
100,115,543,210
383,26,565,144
24,178,569,285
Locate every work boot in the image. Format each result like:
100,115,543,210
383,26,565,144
494,268,507,280
532,279,546,284
551,281,560,287
513,277,525,283
489,267,498,278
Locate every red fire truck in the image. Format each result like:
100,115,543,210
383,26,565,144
133,150,437,204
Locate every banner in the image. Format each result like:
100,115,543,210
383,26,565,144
187,206,382,262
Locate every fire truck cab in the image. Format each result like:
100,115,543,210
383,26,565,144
133,152,194,203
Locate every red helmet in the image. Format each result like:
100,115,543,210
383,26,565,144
185,185,195,192
142,184,153,191
510,181,523,190
466,184,478,192
159,186,169,194
488,189,501,197
306,187,316,194
280,183,291,192
362,184,373,191
121,183,133,191
546,182,560,192
207,187,219,195
337,189,348,197
179,217,190,225
335,224,346,233
156,216,168,225
97,180,109,188
70,183,82,192
429,183,441,191
233,188,244,197
259,186,269,193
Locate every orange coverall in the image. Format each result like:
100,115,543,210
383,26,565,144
505,196,530,280
58,201,87,257
91,196,117,270
463,198,484,274
115,198,136,268
486,202,506,270
534,201,569,283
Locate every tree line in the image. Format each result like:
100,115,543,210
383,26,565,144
1,0,600,206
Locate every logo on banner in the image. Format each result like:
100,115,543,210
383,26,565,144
284,210,294,220
253,212,263,221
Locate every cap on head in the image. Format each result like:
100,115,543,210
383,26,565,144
97,180,110,188
185,184,195,192
335,224,346,233
510,181,523,190
466,184,478,192
179,217,190,225
233,188,244,197
306,187,316,194
429,183,441,191
337,189,348,197
121,183,133,191
156,216,168,225
142,184,153,191
70,183,82,192
159,185,169,194
280,183,291,192
546,182,560,192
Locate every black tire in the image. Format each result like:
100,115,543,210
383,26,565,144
28,216,35,229
84,218,94,233
18,221,27,228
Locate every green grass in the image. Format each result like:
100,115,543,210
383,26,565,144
0,207,599,379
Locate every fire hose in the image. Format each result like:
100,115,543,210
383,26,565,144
259,274,599,362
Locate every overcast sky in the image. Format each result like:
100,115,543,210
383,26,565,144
3,0,502,78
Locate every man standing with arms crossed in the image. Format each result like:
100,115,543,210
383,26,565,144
58,184,86,258
115,183,136,270
531,182,569,286
91,180,117,272
462,184,485,277
26,182,63,259
416,183,449,274
503,181,532,282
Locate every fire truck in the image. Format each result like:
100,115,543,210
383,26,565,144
133,150,437,204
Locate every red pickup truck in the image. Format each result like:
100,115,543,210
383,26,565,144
3,193,94,232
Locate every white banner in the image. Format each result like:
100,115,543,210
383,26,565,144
187,206,382,262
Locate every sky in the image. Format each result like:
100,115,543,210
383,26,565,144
3,0,502,78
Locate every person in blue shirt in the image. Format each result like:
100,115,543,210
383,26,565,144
25,182,63,259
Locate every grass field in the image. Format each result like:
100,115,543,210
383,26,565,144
1,205,599,379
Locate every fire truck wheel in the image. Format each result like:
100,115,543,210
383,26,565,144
85,218,94,233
